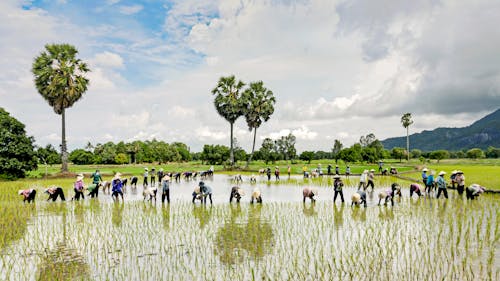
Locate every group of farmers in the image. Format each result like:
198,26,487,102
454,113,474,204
18,167,487,205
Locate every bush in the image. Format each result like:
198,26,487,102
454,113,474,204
0,108,37,179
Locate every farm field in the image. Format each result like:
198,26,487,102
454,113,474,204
0,170,499,280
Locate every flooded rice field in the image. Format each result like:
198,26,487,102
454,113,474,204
0,174,498,280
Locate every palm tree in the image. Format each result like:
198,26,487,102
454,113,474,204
212,75,246,167
32,43,90,173
401,113,413,161
242,81,275,167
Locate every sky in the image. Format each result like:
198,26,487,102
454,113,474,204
0,0,499,153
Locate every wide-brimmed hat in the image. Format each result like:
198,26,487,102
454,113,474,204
159,168,163,172
199,181,205,186
76,173,84,180
438,171,446,176
451,170,458,174
333,175,341,179
363,170,368,173
422,168,428,172
163,175,170,181
18,190,24,195
144,167,148,171
114,172,122,179
44,188,49,193
456,170,463,174
370,169,375,172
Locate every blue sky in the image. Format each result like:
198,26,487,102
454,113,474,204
1,0,499,152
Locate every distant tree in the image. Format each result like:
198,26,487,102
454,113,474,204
114,153,128,164
359,133,376,147
85,141,94,152
299,151,315,164
201,144,230,165
36,144,61,165
401,113,413,161
242,81,276,167
332,139,343,164
391,147,406,162
485,146,500,158
275,133,297,161
69,149,95,165
338,144,363,163
466,148,485,159
429,150,450,163
211,75,246,167
172,142,192,161
0,108,38,179
32,43,90,172
93,142,117,164
410,149,422,159
259,138,277,164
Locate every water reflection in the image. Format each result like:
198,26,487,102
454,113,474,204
302,202,317,217
351,207,367,222
74,202,85,224
162,204,170,230
377,207,394,221
36,241,90,281
192,205,212,229
214,205,274,265
112,202,124,227
0,202,36,251
333,204,344,229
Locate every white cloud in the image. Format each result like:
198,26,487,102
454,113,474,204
196,127,227,141
92,51,124,69
119,4,143,15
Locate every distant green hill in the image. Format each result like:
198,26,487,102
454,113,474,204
382,108,500,151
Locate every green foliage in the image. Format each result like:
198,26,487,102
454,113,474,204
114,153,129,164
391,147,407,162
201,144,230,165
429,150,450,163
212,75,246,166
32,43,90,172
242,81,276,165
485,146,500,158
275,133,297,161
69,149,95,165
0,108,38,179
36,144,61,165
466,148,485,159
410,149,422,159
299,151,315,164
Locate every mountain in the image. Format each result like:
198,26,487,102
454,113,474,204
382,108,500,151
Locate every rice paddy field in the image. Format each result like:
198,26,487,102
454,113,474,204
1,170,499,280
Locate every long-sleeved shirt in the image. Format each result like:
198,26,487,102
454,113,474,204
436,176,446,189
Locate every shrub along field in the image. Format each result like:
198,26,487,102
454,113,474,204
1,162,498,280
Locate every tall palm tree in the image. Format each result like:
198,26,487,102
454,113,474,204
32,43,90,173
242,81,275,167
212,75,245,167
401,113,413,161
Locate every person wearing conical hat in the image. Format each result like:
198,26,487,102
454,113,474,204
90,169,103,197
421,168,429,186
19,189,36,203
112,173,124,202
436,171,448,199
366,169,376,191
332,175,344,204
454,170,465,196
73,173,85,201
161,174,171,204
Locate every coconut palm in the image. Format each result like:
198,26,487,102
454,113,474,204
242,81,275,167
211,75,246,167
32,44,90,173
401,113,413,161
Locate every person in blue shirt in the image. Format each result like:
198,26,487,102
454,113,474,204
425,171,435,194
112,173,124,202
421,168,428,186
436,171,448,199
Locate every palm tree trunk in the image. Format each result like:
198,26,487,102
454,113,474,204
230,122,234,167
406,127,410,161
61,108,68,173
246,127,257,168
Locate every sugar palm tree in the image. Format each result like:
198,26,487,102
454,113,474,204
242,81,275,167
401,113,413,161
32,43,90,172
212,75,245,167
